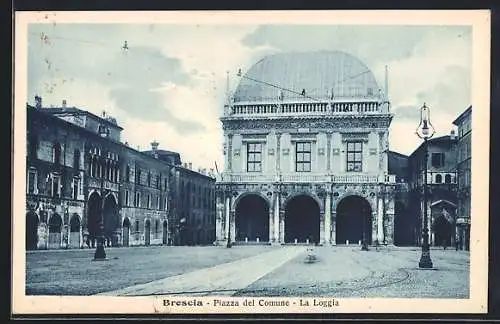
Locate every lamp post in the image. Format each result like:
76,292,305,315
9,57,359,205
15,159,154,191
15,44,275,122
93,171,107,261
361,205,369,251
416,103,435,269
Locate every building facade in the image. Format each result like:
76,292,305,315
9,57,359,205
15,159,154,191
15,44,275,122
452,106,472,250
215,51,397,246
407,134,458,248
26,98,215,250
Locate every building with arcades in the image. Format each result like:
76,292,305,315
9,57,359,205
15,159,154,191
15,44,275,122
215,51,398,247
25,97,215,250
407,133,458,248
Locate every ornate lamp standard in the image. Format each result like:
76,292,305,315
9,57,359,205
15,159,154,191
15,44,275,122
361,207,369,251
416,103,435,269
226,185,233,248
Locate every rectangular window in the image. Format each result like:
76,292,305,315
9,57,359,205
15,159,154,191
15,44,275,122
125,190,130,207
27,169,37,194
135,192,141,207
72,177,79,199
51,174,61,197
247,143,262,172
147,194,151,209
431,153,445,168
164,196,168,211
296,142,312,172
346,141,363,172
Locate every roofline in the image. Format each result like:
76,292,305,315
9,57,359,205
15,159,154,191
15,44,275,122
388,150,408,158
27,105,174,168
43,107,124,130
408,135,457,158
452,105,472,126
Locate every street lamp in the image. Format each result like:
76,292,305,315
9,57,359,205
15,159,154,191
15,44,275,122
93,149,107,261
415,103,435,269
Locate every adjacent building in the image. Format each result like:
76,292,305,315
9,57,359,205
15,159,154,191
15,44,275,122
215,51,398,246
452,106,472,250
26,97,216,250
407,134,458,248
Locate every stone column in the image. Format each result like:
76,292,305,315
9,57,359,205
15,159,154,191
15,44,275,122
215,193,224,242
385,196,395,244
331,212,336,245
227,134,233,172
324,192,332,245
268,202,274,243
274,193,280,244
319,210,325,244
225,194,230,240
371,212,378,245
279,208,285,243
377,195,384,243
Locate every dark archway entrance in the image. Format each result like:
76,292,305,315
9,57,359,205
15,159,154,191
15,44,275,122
235,194,270,242
394,201,414,246
26,212,39,250
122,218,130,247
69,214,81,248
284,195,320,244
48,214,62,249
434,215,453,247
145,219,151,246
87,192,102,247
336,195,372,245
162,220,168,245
103,194,119,247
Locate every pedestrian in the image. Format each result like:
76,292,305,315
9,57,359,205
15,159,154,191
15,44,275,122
442,239,447,250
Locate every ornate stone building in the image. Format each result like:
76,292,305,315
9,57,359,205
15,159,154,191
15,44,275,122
26,97,216,250
215,51,397,246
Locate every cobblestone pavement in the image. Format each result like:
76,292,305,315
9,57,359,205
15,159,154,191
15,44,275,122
236,246,470,298
25,245,275,295
26,245,469,298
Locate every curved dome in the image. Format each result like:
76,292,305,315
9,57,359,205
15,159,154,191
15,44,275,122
233,51,380,102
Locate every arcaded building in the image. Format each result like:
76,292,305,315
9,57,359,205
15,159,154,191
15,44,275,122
26,98,215,250
215,51,397,246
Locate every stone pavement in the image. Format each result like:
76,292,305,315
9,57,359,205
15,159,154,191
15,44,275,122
96,246,307,296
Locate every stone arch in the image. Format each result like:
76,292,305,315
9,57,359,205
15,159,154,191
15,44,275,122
283,191,323,212
103,193,119,247
335,191,376,214
69,213,81,248
235,193,270,243
122,217,131,247
232,191,271,210
26,211,39,250
336,195,373,245
284,194,320,244
87,191,102,246
48,213,62,249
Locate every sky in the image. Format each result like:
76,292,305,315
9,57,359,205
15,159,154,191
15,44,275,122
26,23,472,172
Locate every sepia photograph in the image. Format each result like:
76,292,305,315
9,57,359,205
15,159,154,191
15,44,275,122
12,10,490,315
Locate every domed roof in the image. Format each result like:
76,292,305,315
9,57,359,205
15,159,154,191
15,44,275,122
233,51,380,102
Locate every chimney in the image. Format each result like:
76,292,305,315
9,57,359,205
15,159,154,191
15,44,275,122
34,95,42,109
62,99,67,108
188,162,192,170
151,140,159,158
450,129,457,140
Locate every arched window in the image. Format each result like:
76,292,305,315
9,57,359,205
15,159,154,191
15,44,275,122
445,174,452,184
147,172,151,187
435,174,442,184
73,149,81,170
53,143,62,165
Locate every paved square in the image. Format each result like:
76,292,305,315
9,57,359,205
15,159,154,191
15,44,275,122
25,245,469,298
